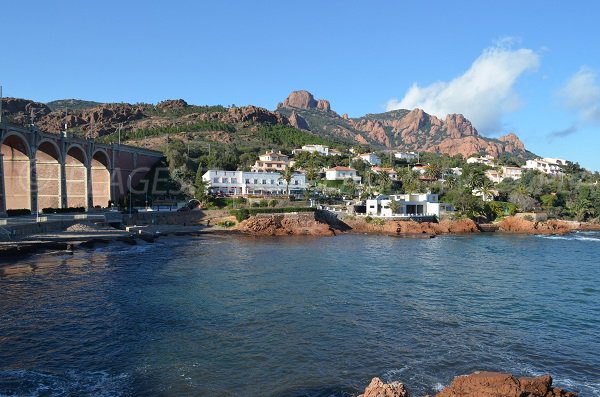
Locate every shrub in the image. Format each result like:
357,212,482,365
42,207,86,214
217,220,236,228
7,209,31,217
233,208,250,222
230,207,315,219
259,199,269,207
269,199,278,208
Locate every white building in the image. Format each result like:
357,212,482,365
292,144,341,156
466,155,496,166
523,159,562,176
251,150,290,172
394,151,418,161
485,166,523,183
371,166,398,180
325,166,362,183
365,193,453,218
352,152,381,166
202,170,306,197
542,157,568,166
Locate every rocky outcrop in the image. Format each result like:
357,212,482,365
289,110,310,130
275,91,531,159
316,99,331,112
279,90,333,113
340,216,479,235
220,105,288,125
236,213,334,236
432,371,577,397
156,99,188,110
35,103,146,138
497,216,573,234
0,97,52,125
358,377,410,397
358,372,577,397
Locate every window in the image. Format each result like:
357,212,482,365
294,180,298,185
270,179,275,184
231,178,237,184
253,179,258,184
245,179,250,184
213,178,219,183
262,179,267,184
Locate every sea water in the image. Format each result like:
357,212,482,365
0,232,599,396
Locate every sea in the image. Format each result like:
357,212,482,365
0,232,599,396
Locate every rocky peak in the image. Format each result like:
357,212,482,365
279,90,332,112
316,99,330,112
156,99,188,110
444,113,478,138
498,132,525,152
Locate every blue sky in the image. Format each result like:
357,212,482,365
1,1,599,170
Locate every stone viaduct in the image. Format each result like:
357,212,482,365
0,121,164,216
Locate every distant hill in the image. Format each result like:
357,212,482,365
46,99,103,111
1,92,536,160
0,97,346,155
276,90,536,159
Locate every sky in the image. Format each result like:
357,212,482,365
1,1,599,170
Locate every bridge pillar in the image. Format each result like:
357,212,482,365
30,157,39,214
60,160,67,209
86,164,93,210
0,153,6,217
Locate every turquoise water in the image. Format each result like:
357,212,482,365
0,232,599,396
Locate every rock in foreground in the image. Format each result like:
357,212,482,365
358,372,577,397
236,212,334,236
358,377,410,397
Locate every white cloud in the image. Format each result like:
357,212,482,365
560,66,600,122
386,43,540,133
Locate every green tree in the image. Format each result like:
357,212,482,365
280,167,295,197
194,166,208,202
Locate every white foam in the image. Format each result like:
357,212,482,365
0,369,129,397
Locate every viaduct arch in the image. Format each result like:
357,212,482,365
0,123,163,216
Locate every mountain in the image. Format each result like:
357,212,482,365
275,90,532,159
1,92,533,160
0,97,339,154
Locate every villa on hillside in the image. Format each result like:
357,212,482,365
466,155,496,166
352,152,381,166
292,144,342,156
523,159,563,175
365,193,453,218
325,166,362,183
251,150,290,172
371,166,398,180
202,170,306,197
542,157,568,166
485,166,523,183
394,151,418,162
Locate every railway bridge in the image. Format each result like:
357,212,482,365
0,121,163,216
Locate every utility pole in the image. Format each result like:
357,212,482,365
0,84,3,124
118,123,122,145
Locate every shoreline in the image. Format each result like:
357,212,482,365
1,214,598,260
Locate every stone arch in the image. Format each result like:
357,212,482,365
91,149,111,208
36,140,62,210
65,144,88,208
1,132,31,210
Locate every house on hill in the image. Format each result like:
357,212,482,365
325,166,362,183
251,150,289,172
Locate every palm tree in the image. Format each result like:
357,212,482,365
280,166,295,197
